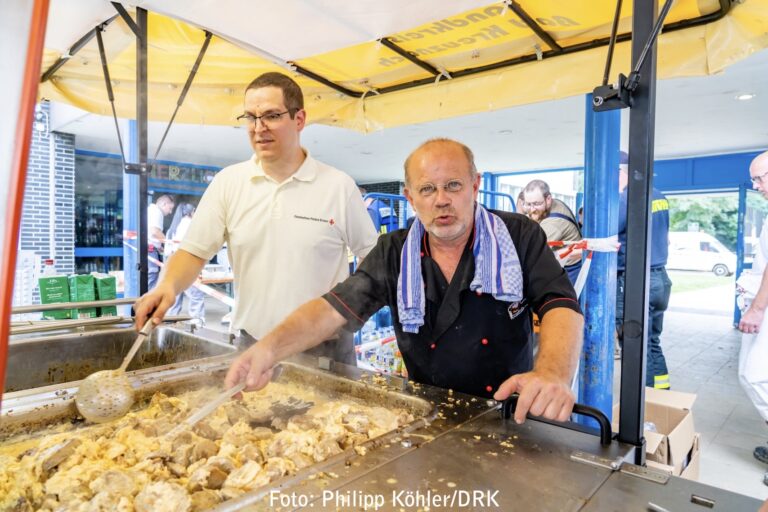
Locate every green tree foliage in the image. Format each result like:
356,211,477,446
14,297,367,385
668,196,738,250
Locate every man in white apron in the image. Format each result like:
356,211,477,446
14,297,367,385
737,150,768,485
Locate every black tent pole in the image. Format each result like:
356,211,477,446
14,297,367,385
136,7,149,295
618,0,658,465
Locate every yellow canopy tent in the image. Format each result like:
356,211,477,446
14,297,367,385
38,0,768,132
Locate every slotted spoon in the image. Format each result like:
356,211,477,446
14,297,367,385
74,320,156,423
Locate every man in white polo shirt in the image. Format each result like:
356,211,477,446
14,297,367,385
134,72,378,364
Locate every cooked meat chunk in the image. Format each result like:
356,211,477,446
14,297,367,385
193,420,223,440
239,443,264,464
89,469,135,497
224,402,247,424
263,457,295,479
191,439,218,462
167,462,187,478
205,455,235,473
188,465,228,491
190,490,221,512
0,381,413,511
134,482,191,512
171,430,196,450
172,443,194,467
222,460,268,491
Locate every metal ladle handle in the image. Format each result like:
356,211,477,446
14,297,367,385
165,365,284,439
118,320,156,372
166,382,246,439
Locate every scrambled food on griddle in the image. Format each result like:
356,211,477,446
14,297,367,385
0,381,413,512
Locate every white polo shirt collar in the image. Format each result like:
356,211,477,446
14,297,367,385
248,149,318,183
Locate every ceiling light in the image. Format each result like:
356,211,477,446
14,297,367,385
736,93,756,101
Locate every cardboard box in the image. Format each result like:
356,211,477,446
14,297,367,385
68,274,98,319
38,276,72,320
613,388,698,477
647,433,701,481
92,273,118,317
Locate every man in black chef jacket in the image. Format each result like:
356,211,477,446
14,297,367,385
225,138,583,424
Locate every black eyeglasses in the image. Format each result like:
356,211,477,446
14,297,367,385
751,170,768,185
236,109,296,127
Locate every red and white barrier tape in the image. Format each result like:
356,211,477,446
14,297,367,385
124,242,235,307
548,236,620,297
355,335,396,354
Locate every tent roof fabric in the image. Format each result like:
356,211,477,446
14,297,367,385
38,0,768,132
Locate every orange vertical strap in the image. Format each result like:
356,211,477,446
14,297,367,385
0,0,51,407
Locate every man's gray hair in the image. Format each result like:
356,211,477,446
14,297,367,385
156,194,174,206
523,179,551,197
403,138,477,185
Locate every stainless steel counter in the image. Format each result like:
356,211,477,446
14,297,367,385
1,330,761,511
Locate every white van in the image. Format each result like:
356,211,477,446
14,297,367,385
666,231,736,276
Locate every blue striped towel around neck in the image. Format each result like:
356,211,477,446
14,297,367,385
396,204,523,333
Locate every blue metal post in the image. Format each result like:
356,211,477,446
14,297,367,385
578,93,620,427
123,120,139,300
482,172,497,210
735,183,748,326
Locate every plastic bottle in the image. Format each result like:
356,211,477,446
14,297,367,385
42,259,56,276
644,421,658,433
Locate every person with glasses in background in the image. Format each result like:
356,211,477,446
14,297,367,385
135,72,378,365
521,179,583,285
736,150,768,485
224,139,583,425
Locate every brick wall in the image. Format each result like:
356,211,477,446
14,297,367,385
14,101,75,305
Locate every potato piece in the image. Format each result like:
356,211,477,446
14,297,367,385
239,443,264,464
312,438,343,461
172,444,193,467
193,421,221,441
190,490,221,512
223,460,267,490
191,439,218,463
340,432,368,449
249,427,274,441
134,482,191,512
224,402,251,425
222,422,257,448
188,465,228,491
288,452,314,469
89,469,135,497
342,411,370,434
205,456,235,473
264,457,295,479
171,431,196,450
143,450,171,461
135,419,159,437
8,496,34,512
167,462,187,478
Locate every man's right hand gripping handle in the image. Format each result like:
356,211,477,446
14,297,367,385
133,283,177,331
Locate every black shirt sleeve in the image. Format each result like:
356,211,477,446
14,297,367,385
322,234,392,331
500,212,582,319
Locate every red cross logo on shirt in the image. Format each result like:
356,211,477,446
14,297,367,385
329,218,335,226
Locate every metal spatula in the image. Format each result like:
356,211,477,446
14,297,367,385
74,320,156,423
165,365,285,439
